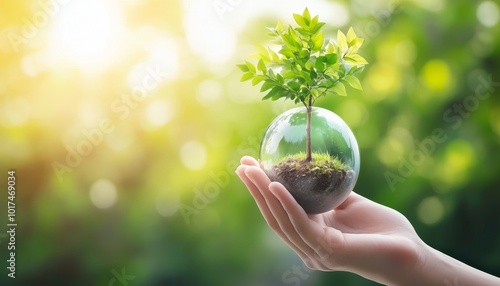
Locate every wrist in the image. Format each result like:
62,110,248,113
393,242,500,286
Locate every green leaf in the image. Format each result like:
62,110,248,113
257,45,270,62
300,71,312,83
311,89,320,98
310,15,319,27
237,64,249,72
347,38,364,55
322,75,336,88
310,22,325,34
269,49,280,62
257,59,267,73
276,73,284,84
252,75,266,86
337,30,348,56
287,81,300,91
344,54,368,66
278,48,294,58
263,86,284,100
266,27,277,34
272,92,284,101
276,21,284,33
240,73,254,82
262,90,275,100
346,27,357,45
282,34,297,50
326,41,336,54
283,71,296,79
330,82,347,96
305,59,315,70
325,53,337,65
303,8,311,22
245,61,256,73
348,66,365,76
310,69,318,80
338,63,347,77
293,14,307,28
311,32,324,50
238,17,367,104
260,80,276,92
343,75,362,90
298,50,309,60
295,27,311,37
315,59,326,73
268,68,276,78
288,27,302,49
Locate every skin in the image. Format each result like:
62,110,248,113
236,156,500,286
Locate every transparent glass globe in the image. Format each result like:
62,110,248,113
260,107,360,214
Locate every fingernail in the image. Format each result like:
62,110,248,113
243,166,255,175
235,165,247,176
244,166,257,182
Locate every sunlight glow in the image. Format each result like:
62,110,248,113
1,98,31,127
106,127,134,152
183,0,236,66
48,0,124,70
196,80,223,106
145,100,175,127
127,28,179,89
183,0,346,69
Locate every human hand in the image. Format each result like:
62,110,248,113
236,156,424,285
236,156,500,285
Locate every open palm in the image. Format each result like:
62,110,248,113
236,156,425,284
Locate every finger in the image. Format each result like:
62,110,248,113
308,192,367,234
240,156,260,167
240,156,266,169
236,165,310,260
269,181,345,262
245,166,321,259
334,192,368,211
236,166,272,219
325,192,389,234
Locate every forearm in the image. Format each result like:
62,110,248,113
390,243,500,286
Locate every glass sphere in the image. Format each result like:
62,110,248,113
260,107,360,214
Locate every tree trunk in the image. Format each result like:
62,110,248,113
305,98,312,162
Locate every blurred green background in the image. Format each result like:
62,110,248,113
1,0,499,285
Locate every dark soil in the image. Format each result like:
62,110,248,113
265,157,355,214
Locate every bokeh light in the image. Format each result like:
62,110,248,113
89,179,117,209
417,196,445,225
180,141,207,171
421,59,453,93
477,1,500,27
48,0,125,71
1,0,499,285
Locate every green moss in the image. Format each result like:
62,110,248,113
276,152,347,173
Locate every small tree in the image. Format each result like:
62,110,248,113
238,8,367,162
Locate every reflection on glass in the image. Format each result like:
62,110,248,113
260,107,360,213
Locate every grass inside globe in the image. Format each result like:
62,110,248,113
265,152,356,214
